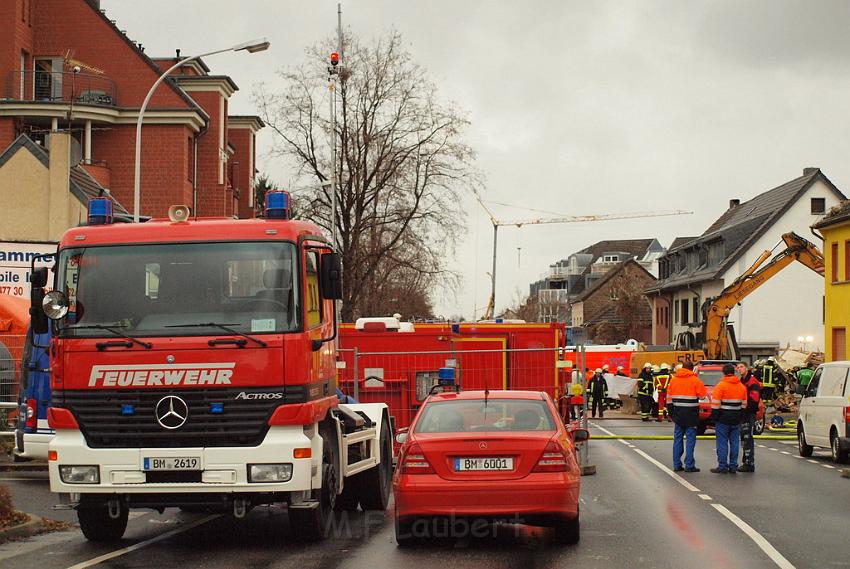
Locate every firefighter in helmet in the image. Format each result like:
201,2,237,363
654,363,673,422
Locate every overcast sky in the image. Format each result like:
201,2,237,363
106,0,850,319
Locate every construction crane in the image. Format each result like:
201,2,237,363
476,194,693,320
688,232,825,360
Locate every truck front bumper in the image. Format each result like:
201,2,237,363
48,425,320,495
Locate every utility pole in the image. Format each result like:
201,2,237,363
328,4,344,336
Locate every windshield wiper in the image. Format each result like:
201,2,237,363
66,323,152,349
165,322,268,348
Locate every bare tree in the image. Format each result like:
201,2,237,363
254,30,477,320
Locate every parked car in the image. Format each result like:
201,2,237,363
695,360,765,435
797,361,850,463
392,390,587,546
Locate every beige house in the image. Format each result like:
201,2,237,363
0,133,127,243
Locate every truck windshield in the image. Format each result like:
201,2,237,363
54,242,300,337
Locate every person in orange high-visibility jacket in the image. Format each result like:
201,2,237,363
654,364,672,422
667,361,707,472
710,363,748,474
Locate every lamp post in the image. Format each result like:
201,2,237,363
132,38,270,222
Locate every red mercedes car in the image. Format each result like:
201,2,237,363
392,390,587,546
696,360,765,435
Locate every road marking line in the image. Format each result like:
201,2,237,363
618,439,631,446
823,464,836,469
592,422,700,492
710,504,795,569
768,447,778,451
781,451,791,455
698,494,712,501
65,514,220,569
794,455,804,459
757,444,766,448
808,460,819,464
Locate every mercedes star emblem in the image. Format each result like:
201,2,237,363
155,396,189,430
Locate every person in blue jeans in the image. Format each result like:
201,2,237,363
667,361,707,472
710,363,747,474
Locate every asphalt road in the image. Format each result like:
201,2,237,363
2,419,848,569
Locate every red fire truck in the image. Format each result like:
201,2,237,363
32,195,392,542
337,319,567,429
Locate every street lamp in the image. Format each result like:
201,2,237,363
132,37,270,222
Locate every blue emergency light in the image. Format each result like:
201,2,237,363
451,323,460,334
209,402,224,414
264,190,291,219
121,404,135,416
88,198,114,225
438,367,456,386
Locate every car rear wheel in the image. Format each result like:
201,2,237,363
830,429,849,464
395,516,425,546
798,425,813,457
551,515,580,545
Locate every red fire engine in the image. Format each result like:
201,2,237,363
33,194,392,542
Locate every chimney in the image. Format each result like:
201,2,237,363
804,167,819,176
729,199,740,209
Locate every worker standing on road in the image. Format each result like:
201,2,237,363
588,368,608,419
737,361,761,473
796,363,815,392
710,363,747,474
638,363,655,422
760,357,778,402
569,380,585,421
616,365,628,377
654,364,672,422
667,361,707,472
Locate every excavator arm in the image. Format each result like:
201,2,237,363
703,232,824,359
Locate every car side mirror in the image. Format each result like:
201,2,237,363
31,267,48,288
395,427,409,444
571,428,590,443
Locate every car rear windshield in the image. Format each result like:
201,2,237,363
413,399,556,433
698,369,724,387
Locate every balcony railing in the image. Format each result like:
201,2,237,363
538,289,569,304
4,70,117,106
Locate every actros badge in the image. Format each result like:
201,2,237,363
155,395,189,430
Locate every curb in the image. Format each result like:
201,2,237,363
0,513,42,543
0,461,48,472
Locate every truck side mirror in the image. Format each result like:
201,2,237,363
30,267,48,335
320,252,343,300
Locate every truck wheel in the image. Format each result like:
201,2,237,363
798,424,814,457
334,481,360,512
356,417,392,511
289,424,338,542
551,515,580,545
77,496,128,542
831,429,849,464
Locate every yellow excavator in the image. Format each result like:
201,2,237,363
677,232,824,360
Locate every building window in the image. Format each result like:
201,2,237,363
681,299,690,325
832,242,839,283
833,327,846,361
811,198,826,215
845,240,850,282
692,298,699,322
674,300,679,324
603,254,618,263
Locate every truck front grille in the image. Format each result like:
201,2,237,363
57,388,286,448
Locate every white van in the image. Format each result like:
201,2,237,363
797,361,850,463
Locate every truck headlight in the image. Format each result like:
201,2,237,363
59,465,100,484
248,463,292,483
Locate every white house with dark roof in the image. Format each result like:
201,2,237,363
646,168,845,359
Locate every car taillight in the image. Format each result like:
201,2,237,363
26,399,37,429
400,443,435,474
533,440,569,472
845,406,850,424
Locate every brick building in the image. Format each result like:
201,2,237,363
0,0,263,219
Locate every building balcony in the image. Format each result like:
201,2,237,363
3,70,117,107
538,288,569,304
